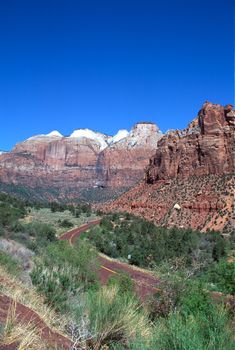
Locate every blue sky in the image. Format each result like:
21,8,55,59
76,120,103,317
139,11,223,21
0,0,233,150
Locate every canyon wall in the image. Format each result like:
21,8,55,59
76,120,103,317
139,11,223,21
0,123,162,201
102,102,235,232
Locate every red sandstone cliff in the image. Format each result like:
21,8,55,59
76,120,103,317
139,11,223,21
0,123,162,200
102,102,235,232
146,102,234,183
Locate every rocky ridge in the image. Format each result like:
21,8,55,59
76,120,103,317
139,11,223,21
101,102,235,232
146,102,234,182
0,122,162,201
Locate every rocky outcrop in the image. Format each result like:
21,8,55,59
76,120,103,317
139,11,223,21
96,123,162,188
146,102,234,183
0,122,162,200
101,102,235,232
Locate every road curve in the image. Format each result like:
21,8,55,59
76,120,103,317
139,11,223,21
0,293,77,350
60,219,160,299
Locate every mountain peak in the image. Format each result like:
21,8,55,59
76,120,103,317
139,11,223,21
69,128,109,150
108,129,129,145
47,130,63,137
131,122,160,133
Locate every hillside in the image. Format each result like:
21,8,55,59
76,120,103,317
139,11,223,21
101,102,235,232
0,193,234,349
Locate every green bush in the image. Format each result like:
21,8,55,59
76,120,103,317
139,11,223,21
206,260,235,295
31,240,99,312
146,278,183,320
107,271,135,296
179,282,213,316
154,283,235,350
82,282,235,350
153,307,234,350
0,225,4,237
100,217,113,231
0,252,21,276
75,285,150,349
85,214,227,271
58,219,74,228
22,221,56,251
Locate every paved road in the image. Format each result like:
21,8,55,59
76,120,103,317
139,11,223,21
60,219,160,299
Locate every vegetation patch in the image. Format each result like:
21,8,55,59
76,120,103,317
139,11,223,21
84,213,228,268
0,192,234,349
31,240,99,312
0,252,21,276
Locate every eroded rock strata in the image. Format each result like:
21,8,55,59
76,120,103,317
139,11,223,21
101,102,235,232
0,123,162,201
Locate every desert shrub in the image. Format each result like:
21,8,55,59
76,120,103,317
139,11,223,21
0,225,4,236
31,261,81,312
22,221,56,251
110,310,234,350
147,283,235,350
31,240,99,312
49,201,65,212
76,285,150,349
0,252,21,276
153,307,234,350
107,271,135,296
9,221,24,233
206,260,235,295
100,217,113,231
147,279,183,320
0,204,24,227
171,283,233,349
49,201,92,216
85,214,227,271
179,282,213,316
0,193,27,229
23,222,56,240
84,282,235,350
58,219,74,228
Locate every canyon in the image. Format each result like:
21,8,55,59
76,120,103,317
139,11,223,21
0,101,234,232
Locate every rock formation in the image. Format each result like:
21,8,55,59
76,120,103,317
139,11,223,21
146,102,234,183
102,102,235,232
0,122,162,201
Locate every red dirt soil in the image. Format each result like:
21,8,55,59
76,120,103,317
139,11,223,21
0,294,76,350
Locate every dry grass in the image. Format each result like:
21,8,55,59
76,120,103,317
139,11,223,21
0,266,68,337
83,285,151,349
0,299,47,349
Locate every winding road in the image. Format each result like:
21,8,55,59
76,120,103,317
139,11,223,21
1,220,233,350
0,219,160,350
60,219,160,299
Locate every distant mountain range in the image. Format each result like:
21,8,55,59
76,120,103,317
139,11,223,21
0,122,163,202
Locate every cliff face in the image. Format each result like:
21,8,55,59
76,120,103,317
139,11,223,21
97,123,162,188
0,123,162,200
146,102,234,183
102,102,235,232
